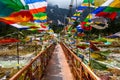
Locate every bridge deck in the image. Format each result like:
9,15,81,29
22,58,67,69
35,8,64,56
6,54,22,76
42,43,73,80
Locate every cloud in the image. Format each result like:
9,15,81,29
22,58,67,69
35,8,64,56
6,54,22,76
47,0,83,9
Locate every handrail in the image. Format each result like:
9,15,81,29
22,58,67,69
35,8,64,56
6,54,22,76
60,42,101,80
10,44,56,80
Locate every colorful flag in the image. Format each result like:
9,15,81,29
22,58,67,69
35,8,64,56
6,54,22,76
24,0,47,22
0,0,49,31
74,0,95,31
104,0,120,12
80,0,120,30
71,0,94,20
92,0,114,18
92,0,120,20
0,0,48,22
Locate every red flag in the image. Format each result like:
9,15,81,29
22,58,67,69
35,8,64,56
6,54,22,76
81,22,92,31
90,42,100,51
108,12,117,20
77,45,86,49
96,12,109,17
0,38,20,44
96,12,117,20
40,23,47,28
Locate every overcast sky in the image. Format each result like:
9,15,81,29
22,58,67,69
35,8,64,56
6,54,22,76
47,0,83,9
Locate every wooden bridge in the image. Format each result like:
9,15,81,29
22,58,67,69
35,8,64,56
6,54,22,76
9,42,101,80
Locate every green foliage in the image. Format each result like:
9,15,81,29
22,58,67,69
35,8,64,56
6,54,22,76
0,22,18,37
49,23,64,33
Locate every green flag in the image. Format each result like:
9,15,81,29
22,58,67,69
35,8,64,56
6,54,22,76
90,59,108,70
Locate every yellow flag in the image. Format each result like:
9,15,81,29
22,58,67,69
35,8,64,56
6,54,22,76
94,0,107,7
109,0,120,8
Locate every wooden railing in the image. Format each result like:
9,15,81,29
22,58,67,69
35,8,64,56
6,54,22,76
60,42,101,80
10,44,56,80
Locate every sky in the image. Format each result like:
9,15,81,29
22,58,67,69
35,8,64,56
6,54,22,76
47,0,83,9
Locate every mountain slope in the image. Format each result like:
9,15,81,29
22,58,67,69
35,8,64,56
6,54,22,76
47,5,75,24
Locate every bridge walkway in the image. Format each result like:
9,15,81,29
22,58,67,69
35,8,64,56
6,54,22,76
42,43,73,80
